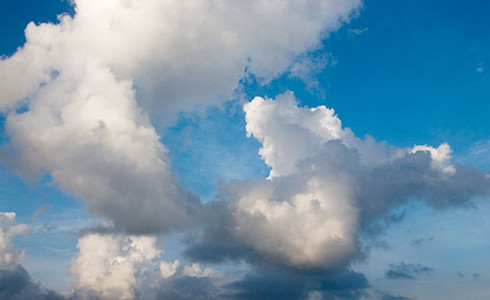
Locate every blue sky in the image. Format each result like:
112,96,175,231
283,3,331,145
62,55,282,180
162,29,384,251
0,1,489,299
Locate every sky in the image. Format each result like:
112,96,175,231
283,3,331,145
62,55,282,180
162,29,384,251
0,0,489,299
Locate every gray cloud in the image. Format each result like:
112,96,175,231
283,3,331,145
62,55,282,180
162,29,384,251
385,263,434,280
224,268,368,300
142,276,221,300
0,265,65,300
380,292,412,300
411,237,434,246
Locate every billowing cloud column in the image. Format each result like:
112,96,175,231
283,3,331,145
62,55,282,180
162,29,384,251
187,93,490,272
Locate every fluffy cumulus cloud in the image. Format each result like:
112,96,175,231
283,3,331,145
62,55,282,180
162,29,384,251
0,223,224,300
67,232,226,300
5,66,198,234
187,93,490,273
0,0,362,235
0,0,362,114
69,233,160,300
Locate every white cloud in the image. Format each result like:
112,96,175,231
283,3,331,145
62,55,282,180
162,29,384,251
181,262,220,278
69,233,161,300
229,175,359,269
5,62,196,234
411,143,455,175
289,52,335,91
0,0,362,117
159,260,180,279
347,27,368,36
0,212,29,269
244,92,405,178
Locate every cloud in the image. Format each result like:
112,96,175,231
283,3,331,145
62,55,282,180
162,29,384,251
411,236,434,246
0,212,68,299
186,93,490,273
379,292,412,300
69,233,161,300
159,260,180,279
385,263,434,280
347,27,368,36
67,231,224,300
143,276,222,300
0,0,362,114
0,0,362,235
0,265,65,300
289,52,335,92
0,212,29,269
4,62,200,234
224,268,369,300
31,203,53,219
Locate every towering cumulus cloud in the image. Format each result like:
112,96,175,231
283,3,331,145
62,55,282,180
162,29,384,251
0,0,361,234
187,93,490,273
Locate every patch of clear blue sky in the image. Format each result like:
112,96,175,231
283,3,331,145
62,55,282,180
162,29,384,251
323,0,490,152
162,103,270,202
0,0,74,57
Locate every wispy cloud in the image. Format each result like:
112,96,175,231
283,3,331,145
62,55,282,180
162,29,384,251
386,263,434,280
